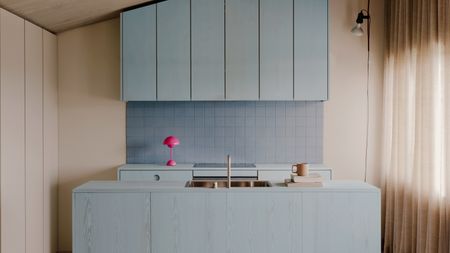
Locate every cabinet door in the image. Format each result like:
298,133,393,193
226,193,302,253
225,0,259,100
260,0,293,100
302,192,380,253
294,0,328,100
73,193,151,253
151,193,227,253
121,5,157,101
191,0,225,100
157,0,191,101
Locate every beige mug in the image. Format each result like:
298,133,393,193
292,163,309,176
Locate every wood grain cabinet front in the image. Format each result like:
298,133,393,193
302,192,380,252
191,0,225,100
259,0,293,100
73,193,151,253
73,188,380,253
294,0,329,100
150,192,303,253
151,193,227,253
225,0,259,100
156,0,191,101
120,0,329,102
121,5,157,101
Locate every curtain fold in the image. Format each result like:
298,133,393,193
382,0,450,252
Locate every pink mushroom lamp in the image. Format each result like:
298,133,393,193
163,136,180,166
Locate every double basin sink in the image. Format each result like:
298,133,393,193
187,161,272,188
186,180,272,188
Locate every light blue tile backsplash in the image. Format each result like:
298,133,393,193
127,101,323,164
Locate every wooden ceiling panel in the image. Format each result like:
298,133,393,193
0,0,154,33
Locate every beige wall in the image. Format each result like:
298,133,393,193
325,0,384,186
56,0,385,250
57,18,126,251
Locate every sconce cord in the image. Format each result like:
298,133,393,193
364,0,371,183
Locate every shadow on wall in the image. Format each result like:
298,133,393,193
84,26,120,99
57,18,126,251
60,18,121,100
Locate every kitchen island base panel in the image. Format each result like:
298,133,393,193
73,182,380,253
73,193,151,253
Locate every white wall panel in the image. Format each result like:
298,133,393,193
0,7,59,253
25,21,44,253
0,8,26,253
43,30,59,253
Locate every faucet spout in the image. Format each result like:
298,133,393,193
227,155,231,188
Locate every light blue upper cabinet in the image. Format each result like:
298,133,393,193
157,0,191,101
121,6,156,101
121,0,328,102
225,0,259,100
191,0,225,101
259,0,294,100
294,0,328,101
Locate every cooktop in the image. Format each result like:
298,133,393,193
193,163,256,168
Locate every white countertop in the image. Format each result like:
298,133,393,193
73,180,379,193
118,163,331,171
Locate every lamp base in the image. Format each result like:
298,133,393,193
166,160,176,166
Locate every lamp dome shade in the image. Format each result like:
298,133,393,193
351,23,364,36
163,136,180,148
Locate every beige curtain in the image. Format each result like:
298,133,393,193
382,0,450,252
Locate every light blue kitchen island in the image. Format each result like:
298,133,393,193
73,181,380,253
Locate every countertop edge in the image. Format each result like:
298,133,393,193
117,163,332,171
73,180,380,193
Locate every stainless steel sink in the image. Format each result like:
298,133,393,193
186,180,272,188
189,155,271,188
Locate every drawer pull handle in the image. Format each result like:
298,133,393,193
154,175,160,181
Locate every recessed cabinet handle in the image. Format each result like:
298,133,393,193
154,174,160,181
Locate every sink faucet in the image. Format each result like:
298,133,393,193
227,155,231,188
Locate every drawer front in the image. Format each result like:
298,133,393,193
193,170,258,178
119,170,193,182
258,170,332,181
313,170,332,180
